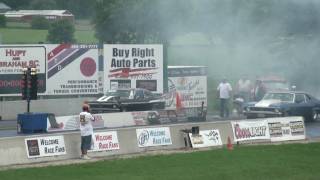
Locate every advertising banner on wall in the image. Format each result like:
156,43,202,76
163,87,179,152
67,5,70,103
89,131,120,152
165,66,207,110
189,129,222,148
46,111,150,132
136,127,172,147
47,114,104,132
25,135,66,158
46,44,99,95
104,44,163,93
231,120,270,142
268,117,305,142
0,45,46,95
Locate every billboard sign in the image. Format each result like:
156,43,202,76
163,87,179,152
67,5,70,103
46,44,99,95
104,44,163,93
0,45,46,95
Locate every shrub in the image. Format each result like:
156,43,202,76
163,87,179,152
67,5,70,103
0,15,6,28
47,19,75,43
31,16,50,29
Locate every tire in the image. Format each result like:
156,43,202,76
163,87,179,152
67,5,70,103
246,114,256,119
121,107,127,112
282,111,290,117
311,109,319,121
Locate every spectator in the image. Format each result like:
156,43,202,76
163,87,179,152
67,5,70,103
217,78,232,118
253,80,266,101
236,76,252,102
79,103,95,160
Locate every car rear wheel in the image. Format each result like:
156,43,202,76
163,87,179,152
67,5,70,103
312,109,320,121
121,107,127,112
246,114,256,119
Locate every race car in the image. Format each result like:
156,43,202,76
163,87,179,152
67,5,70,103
88,88,165,113
243,91,320,121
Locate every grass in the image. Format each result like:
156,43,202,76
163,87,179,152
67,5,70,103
0,20,98,44
1,143,320,180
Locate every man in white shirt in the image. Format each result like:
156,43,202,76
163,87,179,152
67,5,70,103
79,104,95,160
236,76,252,102
217,78,232,118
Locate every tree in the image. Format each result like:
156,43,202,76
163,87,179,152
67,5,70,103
93,0,192,44
29,0,57,10
0,15,6,28
31,16,50,29
47,19,75,43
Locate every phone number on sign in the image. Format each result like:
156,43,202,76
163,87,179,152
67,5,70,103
130,73,153,80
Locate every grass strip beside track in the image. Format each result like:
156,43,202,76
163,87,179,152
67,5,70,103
1,143,320,180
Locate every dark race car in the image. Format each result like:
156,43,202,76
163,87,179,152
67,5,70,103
88,88,165,113
243,91,320,121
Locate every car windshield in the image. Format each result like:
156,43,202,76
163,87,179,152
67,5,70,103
263,93,294,102
106,89,131,98
263,82,289,90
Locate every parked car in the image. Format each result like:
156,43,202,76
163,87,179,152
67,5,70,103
243,91,320,121
88,88,165,113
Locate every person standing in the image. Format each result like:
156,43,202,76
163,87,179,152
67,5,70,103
236,76,252,102
253,80,266,101
79,103,95,160
217,78,232,118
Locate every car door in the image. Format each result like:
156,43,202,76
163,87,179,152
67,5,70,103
292,93,312,117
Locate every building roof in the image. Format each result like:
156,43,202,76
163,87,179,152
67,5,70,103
0,2,11,10
4,10,73,18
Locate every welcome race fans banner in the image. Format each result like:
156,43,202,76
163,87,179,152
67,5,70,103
25,135,66,158
136,127,172,147
89,131,120,152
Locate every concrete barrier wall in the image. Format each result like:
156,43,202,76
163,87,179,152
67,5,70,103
0,98,96,120
0,121,233,167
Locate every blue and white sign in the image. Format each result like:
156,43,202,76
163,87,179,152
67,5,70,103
136,127,172,147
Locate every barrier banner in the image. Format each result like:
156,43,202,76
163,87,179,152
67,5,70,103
136,127,172,147
47,112,147,132
0,45,46,95
231,120,270,142
89,131,120,152
25,135,66,158
268,117,305,142
47,114,104,132
189,129,222,148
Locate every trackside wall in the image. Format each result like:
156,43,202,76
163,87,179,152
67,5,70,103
0,117,305,167
0,121,232,166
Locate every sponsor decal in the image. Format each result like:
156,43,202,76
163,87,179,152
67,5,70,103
268,117,305,142
26,139,40,157
231,120,270,142
189,129,223,148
